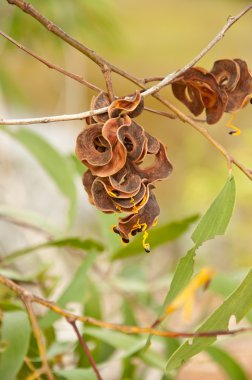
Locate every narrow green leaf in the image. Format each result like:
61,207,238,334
192,175,235,247
162,248,195,307
123,300,138,326
55,368,97,380
84,328,166,369
210,272,252,323
0,311,31,380
210,273,241,298
121,357,136,380
84,279,103,321
0,268,39,282
3,237,103,264
40,252,97,328
3,128,77,227
206,346,247,380
46,342,73,360
99,212,122,252
84,327,143,351
166,268,252,371
161,176,235,315
147,176,236,350
69,154,87,177
145,248,195,350
112,215,199,259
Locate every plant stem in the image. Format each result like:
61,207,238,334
22,297,54,380
0,30,101,92
67,318,103,380
0,273,251,340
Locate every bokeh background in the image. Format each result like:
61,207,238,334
1,1,252,379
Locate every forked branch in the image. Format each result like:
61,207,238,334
0,274,251,341
2,0,252,183
6,0,252,94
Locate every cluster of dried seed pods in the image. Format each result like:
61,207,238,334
172,58,252,129
76,91,172,251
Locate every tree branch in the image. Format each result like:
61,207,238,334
6,0,143,87
6,0,252,95
67,318,103,380
3,0,252,183
142,3,252,96
0,273,251,340
22,297,54,380
1,101,252,181
0,108,108,125
0,106,177,125
0,30,101,92
102,64,115,102
154,95,252,181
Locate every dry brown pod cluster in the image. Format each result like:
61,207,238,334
76,59,252,251
76,91,173,251
172,58,252,127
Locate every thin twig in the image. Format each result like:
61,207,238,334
144,106,177,119
141,3,252,96
6,0,252,96
0,104,177,125
0,106,205,124
143,76,165,83
0,108,108,125
0,30,101,92
1,101,252,181
24,357,43,380
144,107,204,123
154,94,252,181
3,0,252,119
102,64,115,102
67,318,103,380
6,0,143,87
0,274,251,340
0,214,53,239
22,296,54,380
3,0,252,182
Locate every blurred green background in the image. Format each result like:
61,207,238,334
1,1,252,379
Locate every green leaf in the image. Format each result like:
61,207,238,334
85,279,102,320
0,268,40,282
55,368,97,380
69,154,87,177
192,175,235,247
46,341,73,360
210,272,241,298
84,328,166,369
166,268,252,371
145,248,195,350
162,248,195,307
123,300,138,326
3,237,104,264
164,176,235,308
40,252,97,328
112,214,199,259
84,327,144,351
206,346,247,380
210,271,252,323
3,128,77,227
0,311,31,380
147,176,236,350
